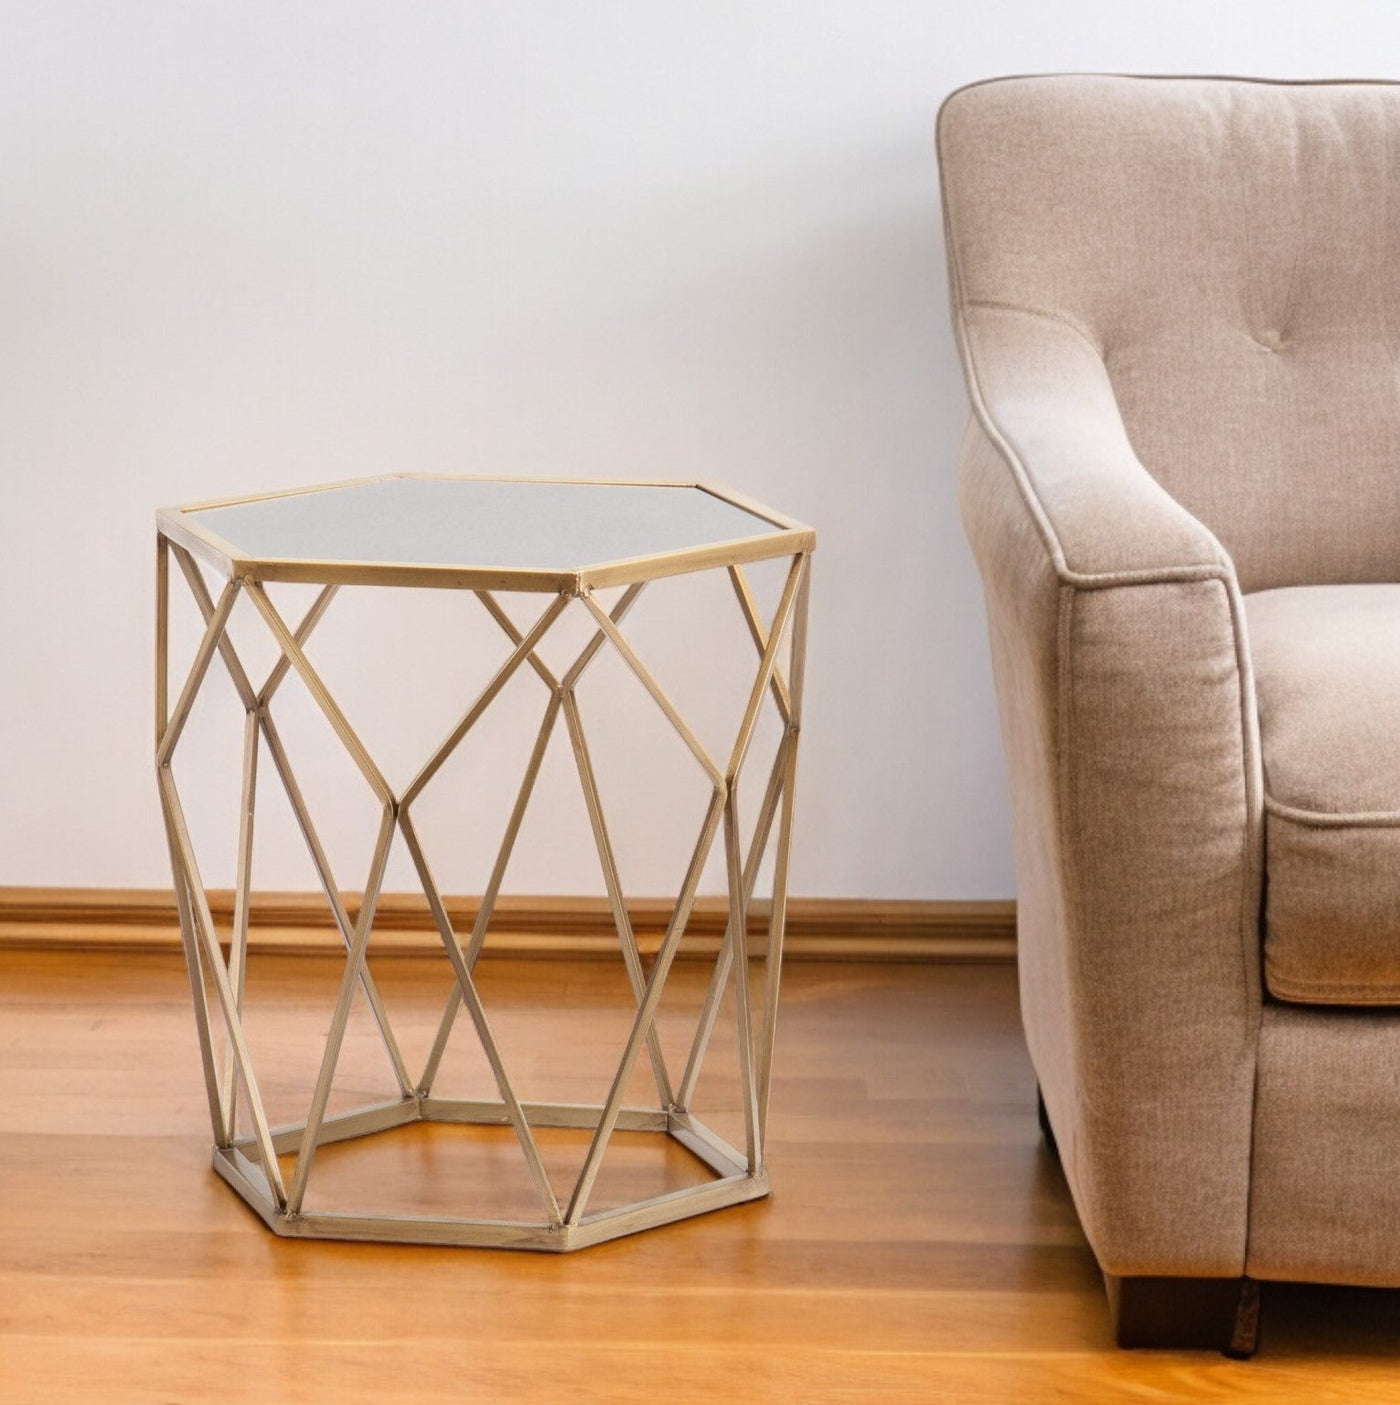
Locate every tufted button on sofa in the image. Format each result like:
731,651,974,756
938,73,1400,1353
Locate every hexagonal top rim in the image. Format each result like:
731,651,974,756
156,474,815,592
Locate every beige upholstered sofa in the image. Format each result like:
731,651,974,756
939,74,1400,1354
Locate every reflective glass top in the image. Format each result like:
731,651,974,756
188,477,784,572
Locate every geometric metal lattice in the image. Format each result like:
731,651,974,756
154,484,811,1250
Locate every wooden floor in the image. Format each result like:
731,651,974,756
3,950,1400,1402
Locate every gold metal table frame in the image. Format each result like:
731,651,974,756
153,475,813,1251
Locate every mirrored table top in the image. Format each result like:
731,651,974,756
158,475,814,592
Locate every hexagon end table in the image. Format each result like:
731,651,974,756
154,474,813,1250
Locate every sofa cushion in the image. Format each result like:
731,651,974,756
1247,585,1400,1004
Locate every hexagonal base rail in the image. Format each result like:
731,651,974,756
213,1097,767,1251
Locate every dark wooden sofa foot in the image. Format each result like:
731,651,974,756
1105,1273,1260,1357
1035,1084,1057,1157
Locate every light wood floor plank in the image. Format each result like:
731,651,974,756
0,950,1396,1401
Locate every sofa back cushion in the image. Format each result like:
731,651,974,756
938,74,1400,593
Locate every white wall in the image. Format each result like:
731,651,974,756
0,2,1386,901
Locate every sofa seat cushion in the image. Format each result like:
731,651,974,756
1247,585,1400,1004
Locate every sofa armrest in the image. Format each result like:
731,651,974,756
956,306,1265,1280
958,302,1233,583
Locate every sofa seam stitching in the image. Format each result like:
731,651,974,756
1055,583,1081,1196
1225,572,1267,1285
936,74,1400,125
1264,796,1400,828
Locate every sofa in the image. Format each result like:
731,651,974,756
938,73,1400,1353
